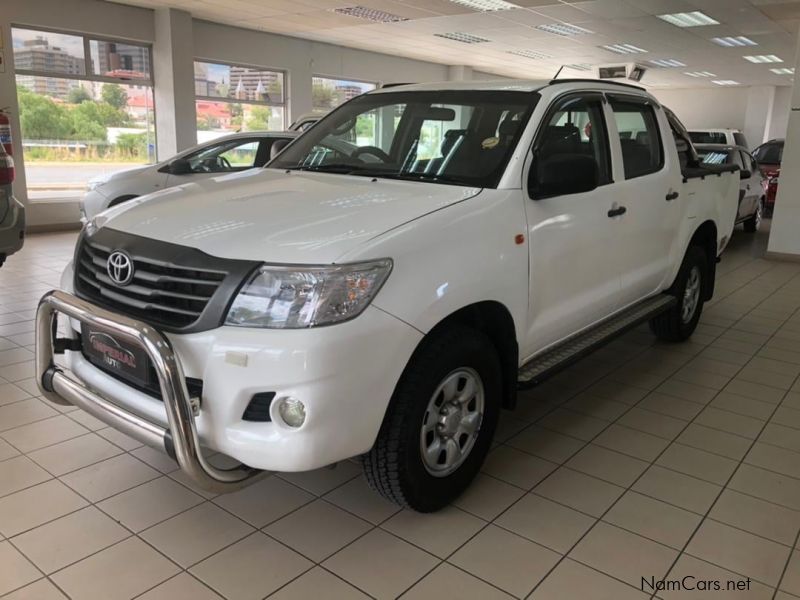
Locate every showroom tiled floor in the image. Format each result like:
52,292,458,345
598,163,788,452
0,224,800,599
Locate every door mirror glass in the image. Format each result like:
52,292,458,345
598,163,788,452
740,169,752,180
270,138,292,159
530,153,599,198
169,158,192,175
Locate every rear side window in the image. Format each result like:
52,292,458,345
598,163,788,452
610,99,664,179
690,131,726,144
733,132,748,148
753,142,783,165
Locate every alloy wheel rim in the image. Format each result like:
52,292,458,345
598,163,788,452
420,368,484,477
682,266,701,324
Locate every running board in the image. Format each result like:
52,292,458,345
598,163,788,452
518,295,677,388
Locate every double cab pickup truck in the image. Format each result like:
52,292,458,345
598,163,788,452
36,79,739,512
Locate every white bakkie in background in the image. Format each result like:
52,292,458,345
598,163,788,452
37,79,739,512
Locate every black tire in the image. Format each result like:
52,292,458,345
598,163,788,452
649,245,708,342
743,197,763,233
363,326,502,512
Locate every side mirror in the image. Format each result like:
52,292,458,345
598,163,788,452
530,153,599,199
270,138,292,160
169,158,193,175
739,169,752,180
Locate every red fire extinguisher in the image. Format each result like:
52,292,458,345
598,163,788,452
0,109,12,155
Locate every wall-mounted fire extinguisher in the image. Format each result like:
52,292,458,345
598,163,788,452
0,109,12,156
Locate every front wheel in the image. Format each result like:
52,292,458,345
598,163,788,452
743,197,763,233
363,326,501,512
649,245,707,342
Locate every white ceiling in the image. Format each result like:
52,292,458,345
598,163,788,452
108,0,800,88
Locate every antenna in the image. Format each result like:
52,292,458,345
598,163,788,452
553,65,565,80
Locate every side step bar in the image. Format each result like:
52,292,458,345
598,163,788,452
518,294,677,388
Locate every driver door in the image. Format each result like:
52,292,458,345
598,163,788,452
165,138,262,186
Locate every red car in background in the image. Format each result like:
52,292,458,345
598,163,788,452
752,139,783,215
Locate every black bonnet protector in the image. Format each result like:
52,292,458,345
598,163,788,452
73,227,261,333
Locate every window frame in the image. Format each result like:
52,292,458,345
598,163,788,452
607,92,665,180
529,91,614,200
194,58,286,108
12,25,154,86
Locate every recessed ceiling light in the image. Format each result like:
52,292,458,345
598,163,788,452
434,32,491,44
712,80,740,86
771,67,794,75
332,6,408,22
684,71,716,77
536,23,593,36
711,36,757,47
449,0,519,10
743,55,783,63
565,63,592,71
601,43,647,55
649,59,686,68
658,11,719,27
507,49,552,59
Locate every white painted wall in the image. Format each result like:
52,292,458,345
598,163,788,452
769,86,791,141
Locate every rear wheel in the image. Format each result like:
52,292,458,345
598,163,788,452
743,197,763,233
649,245,707,342
363,326,501,512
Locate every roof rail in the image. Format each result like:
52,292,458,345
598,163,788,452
549,78,646,91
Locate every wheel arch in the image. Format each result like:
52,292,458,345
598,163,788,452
687,219,717,301
422,301,519,410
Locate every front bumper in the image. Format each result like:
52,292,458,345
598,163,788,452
37,280,422,492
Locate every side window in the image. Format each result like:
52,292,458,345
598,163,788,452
186,139,259,173
218,141,259,169
733,132,748,148
532,94,611,197
609,99,664,179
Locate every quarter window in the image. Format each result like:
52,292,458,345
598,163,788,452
610,99,664,179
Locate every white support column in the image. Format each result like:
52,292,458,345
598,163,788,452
447,65,474,81
767,34,800,258
153,8,196,159
743,85,776,147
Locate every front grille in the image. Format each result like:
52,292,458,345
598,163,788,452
76,241,224,328
73,228,261,333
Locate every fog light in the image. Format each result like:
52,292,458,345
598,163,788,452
278,397,306,428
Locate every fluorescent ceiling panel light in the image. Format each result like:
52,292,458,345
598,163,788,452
743,54,782,63
649,59,686,68
771,67,794,75
658,11,719,27
434,32,491,44
712,80,740,86
601,43,647,54
711,36,757,47
536,23,593,36
565,63,592,71
333,6,408,22
507,49,552,59
684,71,716,77
449,0,519,10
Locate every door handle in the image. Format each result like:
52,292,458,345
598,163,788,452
665,191,679,201
607,206,627,218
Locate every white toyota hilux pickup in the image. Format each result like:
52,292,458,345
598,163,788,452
36,79,740,512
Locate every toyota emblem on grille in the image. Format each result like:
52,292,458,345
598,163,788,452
107,251,134,286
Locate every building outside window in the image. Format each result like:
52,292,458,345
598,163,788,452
194,61,285,143
312,76,377,112
11,27,156,200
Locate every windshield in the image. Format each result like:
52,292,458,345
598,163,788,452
269,90,538,188
689,131,727,144
753,142,783,165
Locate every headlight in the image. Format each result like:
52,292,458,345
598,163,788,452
225,259,392,329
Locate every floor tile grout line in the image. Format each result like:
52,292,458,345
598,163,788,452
772,527,800,600
648,284,800,599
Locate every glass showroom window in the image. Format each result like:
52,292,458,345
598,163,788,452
312,76,377,112
11,27,155,200
194,61,285,143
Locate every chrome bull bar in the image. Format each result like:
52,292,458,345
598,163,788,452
35,289,264,493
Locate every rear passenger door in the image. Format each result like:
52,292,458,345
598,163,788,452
607,94,684,307
523,92,622,356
